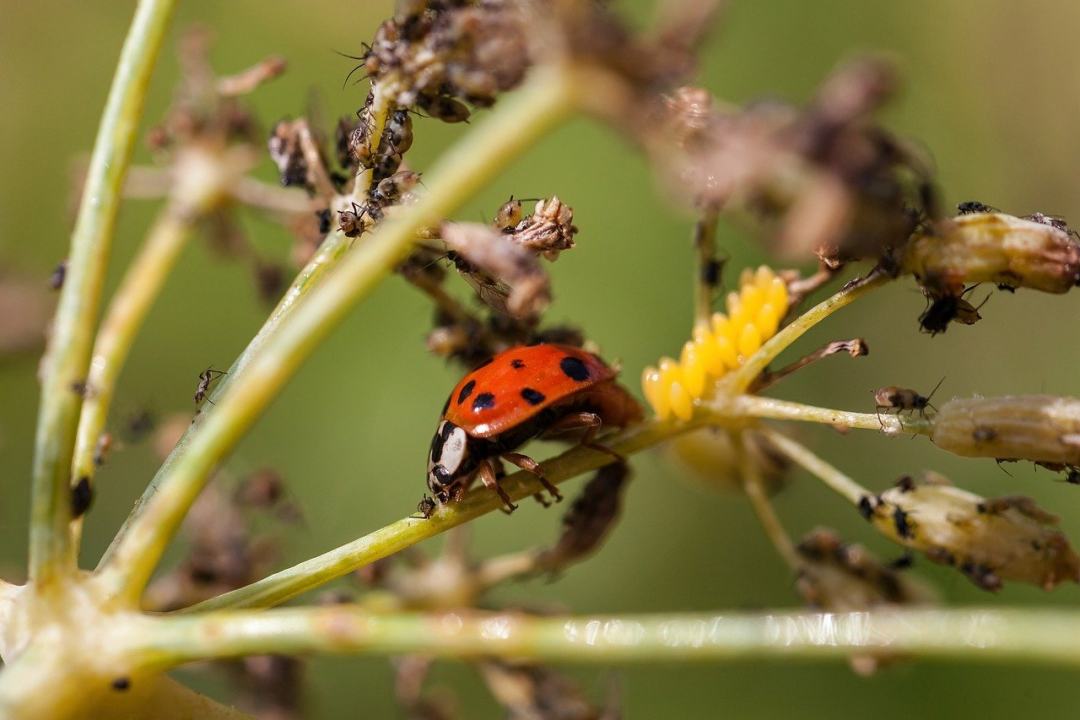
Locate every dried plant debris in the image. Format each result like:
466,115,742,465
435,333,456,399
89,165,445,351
478,660,618,720
0,271,50,357
537,462,629,572
648,58,936,272
360,0,531,117
144,470,295,611
859,473,1080,591
795,527,935,675
931,395,1080,470
225,654,305,720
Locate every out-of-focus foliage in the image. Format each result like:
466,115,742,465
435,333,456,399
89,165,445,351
3,1,1080,717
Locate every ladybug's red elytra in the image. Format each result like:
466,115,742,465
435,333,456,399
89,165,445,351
426,344,642,513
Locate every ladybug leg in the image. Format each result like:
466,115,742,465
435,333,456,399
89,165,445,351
501,452,562,504
543,412,625,462
478,458,518,514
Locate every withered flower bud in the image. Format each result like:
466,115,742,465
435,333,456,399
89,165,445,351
796,527,935,610
439,222,552,320
663,86,717,149
903,212,1080,295
864,474,1080,591
931,395,1080,467
538,462,629,572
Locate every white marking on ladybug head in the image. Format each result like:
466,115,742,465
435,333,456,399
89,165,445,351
428,421,469,489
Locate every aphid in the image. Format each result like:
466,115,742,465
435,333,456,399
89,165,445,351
1068,468,1080,485
194,367,227,406
93,432,114,467
494,196,525,232
49,260,67,291
956,200,998,215
267,119,307,187
124,409,156,443
371,170,421,207
918,290,987,335
71,476,93,518
382,109,414,155
427,344,642,513
874,377,944,421
417,93,471,123
338,202,367,238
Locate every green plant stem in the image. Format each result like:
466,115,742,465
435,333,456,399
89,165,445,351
761,428,869,505
728,395,932,435
71,203,195,508
96,66,581,605
140,606,1080,667
186,417,706,611
29,0,176,585
351,81,392,203
739,434,800,569
726,271,889,394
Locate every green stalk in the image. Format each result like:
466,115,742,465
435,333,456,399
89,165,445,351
96,67,580,604
29,0,176,584
141,606,1080,667
186,417,702,611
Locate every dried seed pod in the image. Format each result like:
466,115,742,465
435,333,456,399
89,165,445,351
863,474,1080,591
795,527,935,676
537,462,629,572
903,212,1080,295
796,527,934,609
931,395,1080,467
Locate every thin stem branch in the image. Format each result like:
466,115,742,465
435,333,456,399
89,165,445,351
96,66,581,605
71,203,195,524
138,606,1080,667
725,271,889,394
350,82,392,203
728,395,931,436
186,417,704,611
29,0,176,584
761,428,869,505
739,434,800,569
693,208,720,325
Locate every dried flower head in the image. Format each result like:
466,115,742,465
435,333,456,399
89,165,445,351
862,474,1080,591
931,395,1080,468
903,211,1080,296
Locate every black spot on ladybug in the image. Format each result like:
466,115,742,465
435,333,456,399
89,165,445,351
472,392,495,412
560,356,590,382
457,379,476,405
71,476,93,518
111,677,131,692
521,387,546,405
510,358,526,369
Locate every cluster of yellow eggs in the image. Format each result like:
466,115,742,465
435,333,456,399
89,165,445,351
642,266,789,421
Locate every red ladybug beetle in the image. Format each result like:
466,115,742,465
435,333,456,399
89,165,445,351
426,344,642,513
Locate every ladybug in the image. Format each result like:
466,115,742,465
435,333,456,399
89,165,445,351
426,344,642,513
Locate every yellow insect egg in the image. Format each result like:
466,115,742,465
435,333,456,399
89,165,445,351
669,380,694,421
641,366,669,420
737,322,763,357
766,277,788,309
692,324,727,376
755,302,782,339
679,340,708,397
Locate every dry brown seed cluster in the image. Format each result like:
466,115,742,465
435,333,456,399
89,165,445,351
931,395,1080,469
361,0,530,118
861,474,1080,591
650,59,936,274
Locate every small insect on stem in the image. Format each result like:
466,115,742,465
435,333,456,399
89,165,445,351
194,366,228,407
873,377,944,428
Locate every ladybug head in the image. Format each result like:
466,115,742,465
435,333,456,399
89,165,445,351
427,420,472,502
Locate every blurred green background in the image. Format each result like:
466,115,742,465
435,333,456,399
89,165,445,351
4,1,1080,717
